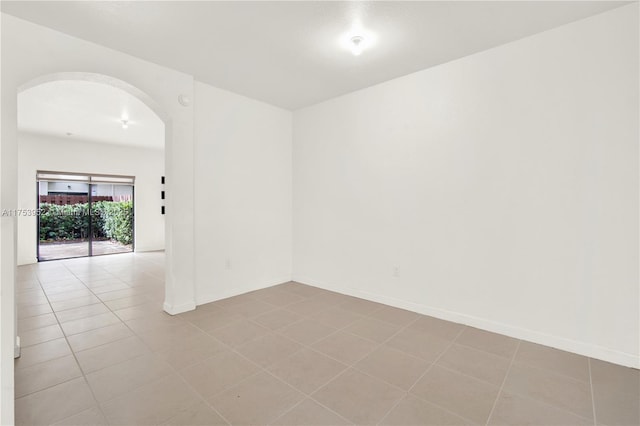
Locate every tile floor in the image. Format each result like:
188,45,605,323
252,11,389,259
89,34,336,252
14,252,639,425
38,241,132,261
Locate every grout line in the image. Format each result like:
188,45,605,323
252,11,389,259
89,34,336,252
188,294,385,424
16,255,167,425
485,340,521,426
588,358,598,425
216,289,488,425
377,326,471,426
27,261,110,422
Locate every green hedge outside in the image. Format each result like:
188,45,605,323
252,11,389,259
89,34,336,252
39,201,133,246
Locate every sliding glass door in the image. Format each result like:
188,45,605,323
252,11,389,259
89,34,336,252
37,171,135,261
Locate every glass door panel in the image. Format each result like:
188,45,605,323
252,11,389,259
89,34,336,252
90,183,134,256
37,180,90,261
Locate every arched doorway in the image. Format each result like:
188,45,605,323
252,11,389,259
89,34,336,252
17,76,165,263
1,61,195,424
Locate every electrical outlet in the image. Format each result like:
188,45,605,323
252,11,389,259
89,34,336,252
393,266,400,278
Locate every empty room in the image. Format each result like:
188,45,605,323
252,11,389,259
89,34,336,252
0,1,638,425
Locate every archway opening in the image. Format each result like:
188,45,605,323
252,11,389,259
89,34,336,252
17,76,166,264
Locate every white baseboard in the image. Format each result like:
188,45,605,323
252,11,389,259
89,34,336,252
196,276,292,306
294,275,640,369
163,300,196,315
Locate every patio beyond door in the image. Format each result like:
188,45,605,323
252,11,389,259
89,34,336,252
37,171,135,261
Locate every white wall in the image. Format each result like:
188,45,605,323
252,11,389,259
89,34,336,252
293,4,639,368
194,82,292,303
17,132,165,265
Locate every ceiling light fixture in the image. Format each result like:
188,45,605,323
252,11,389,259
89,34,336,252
350,36,365,56
340,22,376,57
121,119,129,129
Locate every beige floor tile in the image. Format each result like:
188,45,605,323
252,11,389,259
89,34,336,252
407,316,464,341
17,280,41,294
343,317,402,343
20,323,65,347
380,394,474,425
96,287,145,302
163,401,228,425
590,358,640,396
100,374,200,425
52,406,108,426
411,365,500,424
54,303,110,323
279,318,337,345
60,311,122,336
17,290,49,306
50,295,102,312
176,303,223,322
312,330,378,365
86,353,173,402
312,368,405,425
15,355,83,398
249,288,306,307
515,341,590,382
15,377,96,426
208,318,269,347
135,322,206,351
113,302,163,321
67,322,133,352
17,256,640,426
311,306,364,329
489,391,593,425
338,296,386,316
39,274,81,284
386,327,451,362
47,288,94,302
209,371,304,425
455,327,519,359
269,348,348,394
237,332,303,368
15,338,72,369
89,281,131,294
286,297,337,316
503,362,593,420
17,312,58,333
366,305,419,326
156,333,228,369
179,350,260,398
593,387,639,426
104,294,152,310
212,292,258,308
124,313,183,333
276,281,325,298
187,309,243,332
219,298,279,318
272,398,352,425
75,335,151,373
18,303,53,319
252,308,304,331
437,343,511,386
355,345,431,390
315,289,351,304
41,282,86,294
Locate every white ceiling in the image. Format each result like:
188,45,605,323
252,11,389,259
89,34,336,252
2,1,629,110
18,80,165,149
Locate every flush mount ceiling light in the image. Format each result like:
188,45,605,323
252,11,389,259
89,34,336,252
350,36,365,56
340,23,376,57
